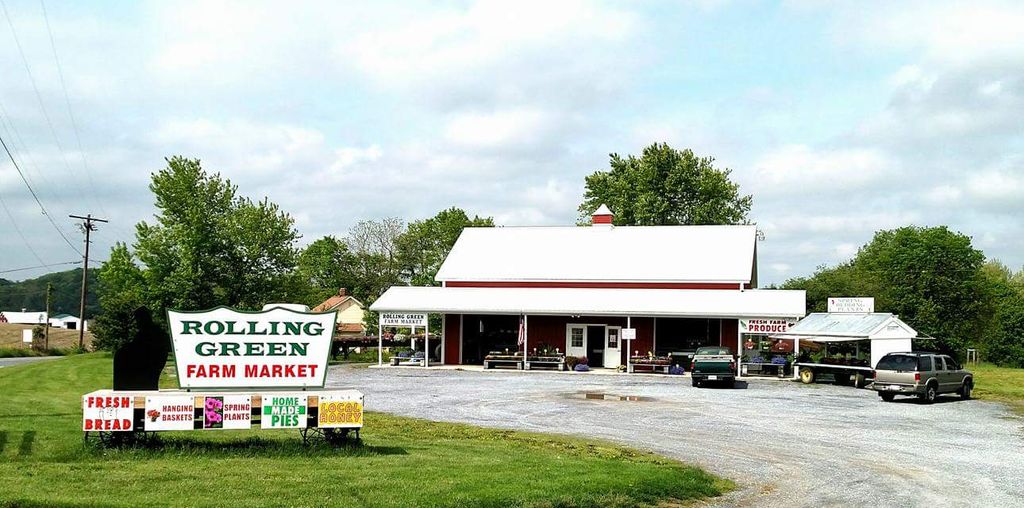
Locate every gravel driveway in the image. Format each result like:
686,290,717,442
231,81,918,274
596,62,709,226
326,366,1023,507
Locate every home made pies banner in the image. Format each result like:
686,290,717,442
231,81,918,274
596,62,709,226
168,306,337,389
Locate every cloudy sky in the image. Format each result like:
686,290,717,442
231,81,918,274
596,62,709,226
1,0,1022,283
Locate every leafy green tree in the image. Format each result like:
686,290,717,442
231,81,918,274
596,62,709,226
295,236,359,305
781,262,875,314
853,226,987,359
94,157,300,349
980,260,1024,367
579,143,752,225
133,157,299,314
91,243,146,351
398,207,494,286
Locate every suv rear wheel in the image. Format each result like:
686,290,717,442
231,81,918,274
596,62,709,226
919,383,937,404
960,381,972,400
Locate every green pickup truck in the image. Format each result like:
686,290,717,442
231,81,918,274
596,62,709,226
690,347,736,388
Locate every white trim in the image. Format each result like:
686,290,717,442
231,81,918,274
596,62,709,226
459,314,464,366
441,313,446,366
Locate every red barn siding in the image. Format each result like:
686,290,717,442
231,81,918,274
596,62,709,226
444,314,461,364
719,318,738,354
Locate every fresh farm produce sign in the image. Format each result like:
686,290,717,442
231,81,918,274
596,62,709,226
168,306,337,389
740,318,798,333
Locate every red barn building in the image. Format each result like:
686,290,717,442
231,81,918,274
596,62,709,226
372,206,805,368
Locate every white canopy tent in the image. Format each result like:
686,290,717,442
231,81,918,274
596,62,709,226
772,312,919,368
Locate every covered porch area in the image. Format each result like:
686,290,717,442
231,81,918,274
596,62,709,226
370,286,806,373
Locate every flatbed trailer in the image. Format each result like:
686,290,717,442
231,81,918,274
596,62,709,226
792,362,873,388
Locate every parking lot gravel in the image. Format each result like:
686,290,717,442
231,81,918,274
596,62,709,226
326,366,1023,507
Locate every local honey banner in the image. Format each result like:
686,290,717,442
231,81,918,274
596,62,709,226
168,306,337,389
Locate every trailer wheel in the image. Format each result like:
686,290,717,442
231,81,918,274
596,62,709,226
799,368,815,384
853,373,868,389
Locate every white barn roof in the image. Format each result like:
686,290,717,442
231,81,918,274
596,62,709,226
435,225,758,284
0,311,48,324
371,286,805,319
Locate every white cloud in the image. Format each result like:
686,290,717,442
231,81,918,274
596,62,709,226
752,145,895,193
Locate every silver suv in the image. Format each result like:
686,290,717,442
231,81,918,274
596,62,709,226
872,352,973,404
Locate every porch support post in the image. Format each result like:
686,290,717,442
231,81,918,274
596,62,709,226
626,315,632,373
425,321,430,368
378,321,383,366
793,337,799,379
736,320,742,378
524,314,529,367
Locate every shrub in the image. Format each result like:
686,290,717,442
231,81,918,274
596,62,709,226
565,356,579,370
577,356,589,366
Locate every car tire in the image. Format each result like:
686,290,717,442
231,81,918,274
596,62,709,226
919,383,937,404
880,393,896,402
960,381,972,400
692,378,700,388
799,368,815,384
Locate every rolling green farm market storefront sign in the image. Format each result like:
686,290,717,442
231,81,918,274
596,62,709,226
169,306,336,389
82,305,363,441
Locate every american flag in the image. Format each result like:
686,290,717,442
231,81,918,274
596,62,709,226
517,315,525,350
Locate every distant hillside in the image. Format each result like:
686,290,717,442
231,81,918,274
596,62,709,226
0,268,98,317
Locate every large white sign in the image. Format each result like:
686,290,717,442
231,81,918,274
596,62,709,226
168,306,337,389
828,297,875,313
381,313,427,327
740,318,798,334
621,328,636,341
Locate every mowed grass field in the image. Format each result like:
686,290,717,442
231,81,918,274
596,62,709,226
0,354,731,507
0,322,92,350
971,363,1024,414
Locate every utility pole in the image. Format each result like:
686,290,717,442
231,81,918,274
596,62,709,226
70,214,108,350
45,282,53,350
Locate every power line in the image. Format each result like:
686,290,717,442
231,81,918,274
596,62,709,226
0,132,82,255
0,191,47,266
0,0,93,212
0,261,78,274
38,0,106,216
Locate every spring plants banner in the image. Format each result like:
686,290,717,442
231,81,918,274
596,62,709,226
168,306,337,389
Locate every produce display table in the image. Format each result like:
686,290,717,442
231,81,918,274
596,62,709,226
484,355,524,369
524,356,566,371
628,357,672,374
82,388,363,445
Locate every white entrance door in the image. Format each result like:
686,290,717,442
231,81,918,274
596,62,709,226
605,326,621,368
566,325,586,358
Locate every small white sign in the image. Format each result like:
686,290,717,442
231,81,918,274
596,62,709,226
740,318,798,333
828,297,875,313
381,313,427,327
82,394,134,431
621,328,636,341
22,329,33,343
144,395,195,431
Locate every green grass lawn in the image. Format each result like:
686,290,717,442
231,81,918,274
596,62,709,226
971,362,1024,414
0,354,731,507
